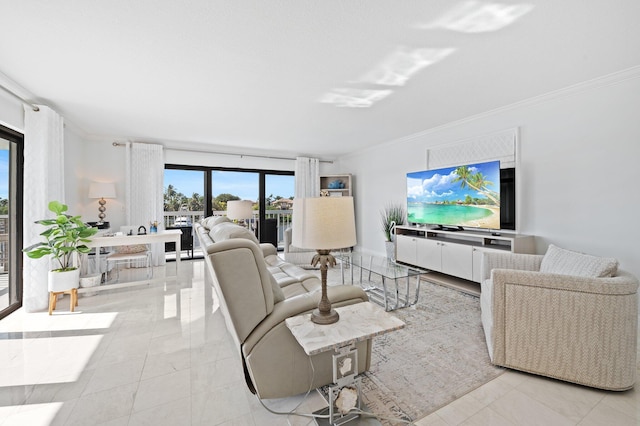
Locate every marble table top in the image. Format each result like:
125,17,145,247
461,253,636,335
285,302,405,355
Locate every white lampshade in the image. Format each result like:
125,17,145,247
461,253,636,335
292,197,356,250
88,182,116,199
227,200,254,220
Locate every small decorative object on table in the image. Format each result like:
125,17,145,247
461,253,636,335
150,221,158,233
328,179,345,189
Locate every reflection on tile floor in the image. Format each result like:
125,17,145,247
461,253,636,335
0,260,638,425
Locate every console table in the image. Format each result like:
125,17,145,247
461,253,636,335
82,229,182,293
395,226,535,282
286,302,405,425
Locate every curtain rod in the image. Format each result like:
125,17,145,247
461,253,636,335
112,142,333,163
0,82,39,111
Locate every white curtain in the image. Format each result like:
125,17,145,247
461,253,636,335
294,157,320,198
22,105,65,312
125,142,165,266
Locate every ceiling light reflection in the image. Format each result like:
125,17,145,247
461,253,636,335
357,47,456,86
319,89,392,108
421,1,534,33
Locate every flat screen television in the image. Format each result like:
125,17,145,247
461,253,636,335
407,160,513,231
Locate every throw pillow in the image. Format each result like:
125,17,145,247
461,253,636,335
114,244,148,254
200,215,231,229
209,221,260,245
539,244,618,278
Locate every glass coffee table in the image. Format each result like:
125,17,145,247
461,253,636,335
343,254,425,311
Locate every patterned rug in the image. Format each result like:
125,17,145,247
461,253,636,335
322,270,505,424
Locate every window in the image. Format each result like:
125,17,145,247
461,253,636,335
0,125,23,319
164,165,294,249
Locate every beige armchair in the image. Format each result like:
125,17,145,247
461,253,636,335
480,247,638,391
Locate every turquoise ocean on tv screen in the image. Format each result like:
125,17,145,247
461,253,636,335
408,203,493,226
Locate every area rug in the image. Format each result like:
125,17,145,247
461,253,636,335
321,270,505,424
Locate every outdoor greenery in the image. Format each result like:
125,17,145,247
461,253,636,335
163,185,293,212
0,198,8,215
22,201,98,272
452,166,499,205
380,203,406,242
164,185,206,211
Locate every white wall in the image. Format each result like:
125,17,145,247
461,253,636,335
0,91,24,133
338,73,640,279
69,138,126,229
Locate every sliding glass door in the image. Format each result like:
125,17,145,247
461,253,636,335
0,126,23,319
163,168,205,260
165,165,293,249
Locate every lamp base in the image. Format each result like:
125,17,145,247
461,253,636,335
311,307,340,325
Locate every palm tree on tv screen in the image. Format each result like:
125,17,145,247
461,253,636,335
452,166,499,206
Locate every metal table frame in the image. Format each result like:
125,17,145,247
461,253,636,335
343,254,425,311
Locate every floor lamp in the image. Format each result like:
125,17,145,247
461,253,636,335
292,196,357,324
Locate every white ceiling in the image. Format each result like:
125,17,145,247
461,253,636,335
1,1,639,158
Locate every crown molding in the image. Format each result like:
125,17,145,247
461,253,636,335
372,65,640,150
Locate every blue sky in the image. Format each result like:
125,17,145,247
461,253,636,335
164,169,294,201
407,160,500,202
0,150,8,199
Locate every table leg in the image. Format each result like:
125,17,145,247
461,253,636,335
403,275,410,308
94,245,103,281
381,277,389,311
414,274,421,305
393,277,400,310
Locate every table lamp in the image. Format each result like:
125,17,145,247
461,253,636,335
88,182,116,224
292,196,357,324
227,200,254,228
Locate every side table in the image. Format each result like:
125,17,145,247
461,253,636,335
285,302,405,425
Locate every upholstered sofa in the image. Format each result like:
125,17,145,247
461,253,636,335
480,244,639,390
195,216,371,399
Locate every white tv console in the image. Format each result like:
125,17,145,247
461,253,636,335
395,226,535,283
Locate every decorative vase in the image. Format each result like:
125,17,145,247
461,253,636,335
385,241,396,262
48,268,80,292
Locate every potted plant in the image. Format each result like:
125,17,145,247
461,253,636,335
380,203,406,261
23,200,98,294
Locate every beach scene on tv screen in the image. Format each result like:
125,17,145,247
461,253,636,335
407,160,501,229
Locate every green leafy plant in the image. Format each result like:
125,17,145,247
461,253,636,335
23,201,98,272
380,203,406,242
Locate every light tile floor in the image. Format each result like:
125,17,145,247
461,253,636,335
0,259,638,426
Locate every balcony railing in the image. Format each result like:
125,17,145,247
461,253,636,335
0,215,8,274
163,210,292,250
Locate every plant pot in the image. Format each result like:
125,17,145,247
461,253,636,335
48,268,80,292
385,241,396,262
79,273,101,297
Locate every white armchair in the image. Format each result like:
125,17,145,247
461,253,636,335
283,227,317,266
480,246,639,391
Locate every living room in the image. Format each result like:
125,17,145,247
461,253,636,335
1,1,639,425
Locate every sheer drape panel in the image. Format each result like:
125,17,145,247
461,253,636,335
294,157,320,198
125,142,165,266
23,105,65,312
